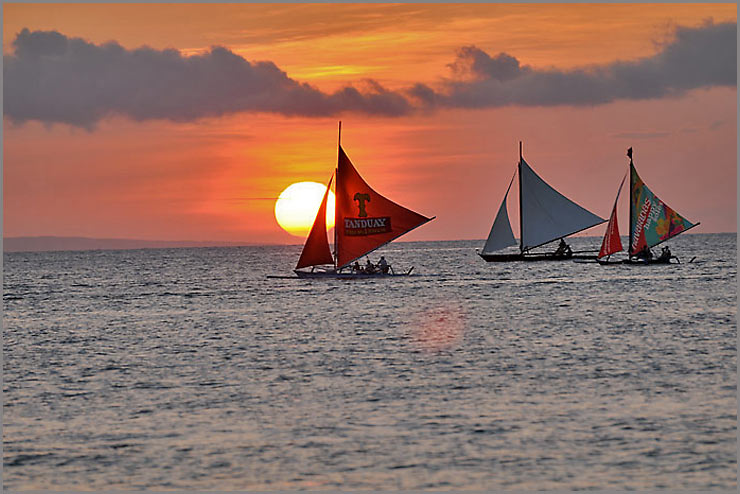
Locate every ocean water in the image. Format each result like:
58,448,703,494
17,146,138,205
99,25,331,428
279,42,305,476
3,233,736,490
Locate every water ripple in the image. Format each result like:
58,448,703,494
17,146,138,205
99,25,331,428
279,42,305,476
2,234,736,490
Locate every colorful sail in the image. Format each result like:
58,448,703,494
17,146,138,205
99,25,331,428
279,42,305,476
481,171,517,254
629,162,696,255
335,145,433,269
598,173,626,259
295,176,335,269
519,158,605,251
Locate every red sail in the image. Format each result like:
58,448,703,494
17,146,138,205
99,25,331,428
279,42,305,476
335,145,433,269
598,174,626,259
295,176,335,269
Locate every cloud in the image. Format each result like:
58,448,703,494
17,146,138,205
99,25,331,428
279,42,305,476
415,20,736,109
3,21,736,128
3,28,411,128
447,47,527,82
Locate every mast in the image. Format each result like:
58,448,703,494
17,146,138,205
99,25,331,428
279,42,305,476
628,147,633,258
518,141,523,254
334,121,341,269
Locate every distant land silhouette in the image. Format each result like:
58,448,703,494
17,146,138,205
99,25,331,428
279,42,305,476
3,236,254,253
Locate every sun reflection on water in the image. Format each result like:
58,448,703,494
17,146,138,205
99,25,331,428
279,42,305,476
408,303,466,352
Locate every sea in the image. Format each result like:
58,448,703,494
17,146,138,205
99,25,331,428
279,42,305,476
3,233,737,490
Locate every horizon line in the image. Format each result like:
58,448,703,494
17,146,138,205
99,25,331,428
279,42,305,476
3,231,732,254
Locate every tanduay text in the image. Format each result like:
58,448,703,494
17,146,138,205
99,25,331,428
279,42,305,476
344,217,392,236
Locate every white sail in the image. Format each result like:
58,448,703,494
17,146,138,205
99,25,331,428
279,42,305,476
519,158,605,251
482,173,517,254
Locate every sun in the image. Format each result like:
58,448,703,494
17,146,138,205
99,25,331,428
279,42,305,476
274,182,336,237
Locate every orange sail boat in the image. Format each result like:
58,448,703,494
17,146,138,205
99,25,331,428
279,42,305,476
294,123,435,278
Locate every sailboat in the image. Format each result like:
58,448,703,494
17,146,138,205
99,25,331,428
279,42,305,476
293,123,435,278
478,142,606,262
597,147,699,264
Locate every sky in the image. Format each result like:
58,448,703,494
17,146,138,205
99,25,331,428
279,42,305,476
3,3,737,245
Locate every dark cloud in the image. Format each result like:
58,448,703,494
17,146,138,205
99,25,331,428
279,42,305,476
448,47,527,82
422,21,736,109
3,28,412,128
3,21,736,129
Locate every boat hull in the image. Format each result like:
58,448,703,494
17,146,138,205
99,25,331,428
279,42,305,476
292,267,414,279
478,252,597,262
597,257,675,265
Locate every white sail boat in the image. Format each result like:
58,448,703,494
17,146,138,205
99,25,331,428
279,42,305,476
478,142,606,262
291,123,435,278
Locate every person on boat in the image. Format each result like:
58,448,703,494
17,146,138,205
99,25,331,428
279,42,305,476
635,245,653,262
658,246,672,262
554,238,573,257
352,261,362,273
365,259,376,274
378,256,389,274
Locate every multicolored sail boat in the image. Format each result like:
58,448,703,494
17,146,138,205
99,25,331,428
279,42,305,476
597,147,699,264
293,123,435,278
478,142,606,262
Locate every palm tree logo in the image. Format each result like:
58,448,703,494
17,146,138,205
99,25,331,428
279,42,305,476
353,192,371,217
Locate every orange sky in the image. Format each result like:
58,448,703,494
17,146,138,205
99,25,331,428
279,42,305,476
3,4,737,244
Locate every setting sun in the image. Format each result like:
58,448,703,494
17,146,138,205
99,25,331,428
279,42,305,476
274,181,336,237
